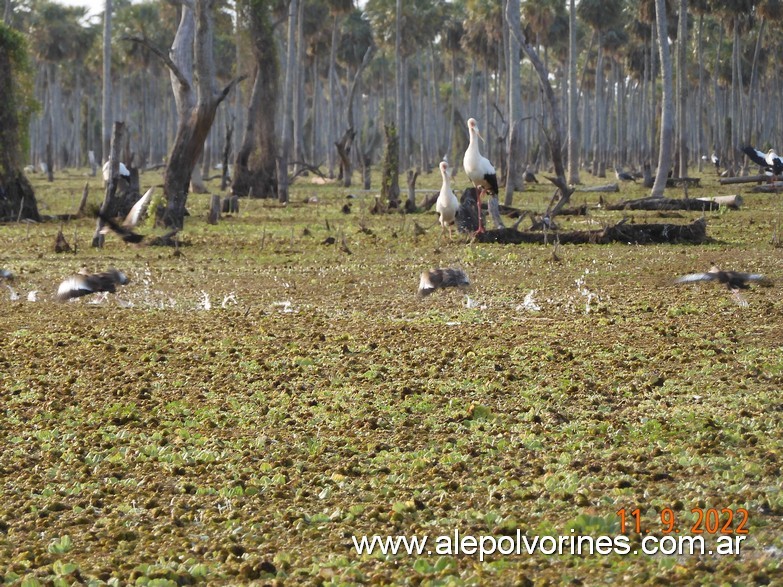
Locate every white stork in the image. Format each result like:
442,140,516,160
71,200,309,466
102,160,131,182
56,268,130,301
463,118,498,233
436,161,459,240
741,146,783,176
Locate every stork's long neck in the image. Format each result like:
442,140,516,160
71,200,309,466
467,129,480,159
441,171,451,191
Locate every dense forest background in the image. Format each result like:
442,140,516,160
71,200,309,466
5,0,783,198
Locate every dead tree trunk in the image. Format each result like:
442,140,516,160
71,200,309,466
220,120,232,191
92,121,125,248
405,168,419,212
336,47,373,188
505,6,574,224
124,0,244,229
231,0,278,198
77,182,89,215
381,123,400,209
336,128,356,187
207,194,221,224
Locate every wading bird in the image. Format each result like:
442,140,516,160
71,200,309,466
418,268,470,297
436,161,459,240
463,118,498,234
740,146,783,176
702,153,720,175
102,161,131,183
56,268,130,301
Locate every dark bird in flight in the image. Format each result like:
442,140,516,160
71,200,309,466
0,269,13,281
56,268,130,301
614,166,637,182
675,265,769,290
98,211,144,243
675,264,770,306
418,268,470,297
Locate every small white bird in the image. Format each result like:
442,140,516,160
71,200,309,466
436,161,459,239
463,118,498,234
102,160,131,182
56,268,130,301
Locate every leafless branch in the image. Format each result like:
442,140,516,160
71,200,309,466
122,35,190,91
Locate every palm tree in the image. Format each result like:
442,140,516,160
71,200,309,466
102,0,112,161
568,0,580,185
0,22,40,221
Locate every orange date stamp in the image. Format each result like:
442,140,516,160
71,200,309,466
617,507,749,535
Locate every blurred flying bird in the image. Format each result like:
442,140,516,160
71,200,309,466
740,146,783,176
56,268,130,301
675,264,770,306
418,268,470,297
614,166,636,182
98,211,144,244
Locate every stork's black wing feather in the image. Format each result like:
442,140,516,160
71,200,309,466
98,211,144,243
741,146,769,169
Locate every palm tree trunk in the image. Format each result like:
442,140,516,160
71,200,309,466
567,0,580,185
278,0,298,204
101,0,112,161
651,0,675,197
677,0,688,177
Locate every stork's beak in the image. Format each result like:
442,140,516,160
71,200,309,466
476,128,486,144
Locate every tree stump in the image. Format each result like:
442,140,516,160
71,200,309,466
208,194,221,224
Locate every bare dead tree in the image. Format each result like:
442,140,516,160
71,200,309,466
123,0,245,229
506,5,574,226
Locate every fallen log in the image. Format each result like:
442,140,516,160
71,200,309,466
476,218,707,245
695,194,742,209
605,196,719,211
720,174,769,185
577,183,619,193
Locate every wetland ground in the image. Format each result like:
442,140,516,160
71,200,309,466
1,166,782,585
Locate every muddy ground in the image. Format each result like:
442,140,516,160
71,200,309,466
1,169,782,585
